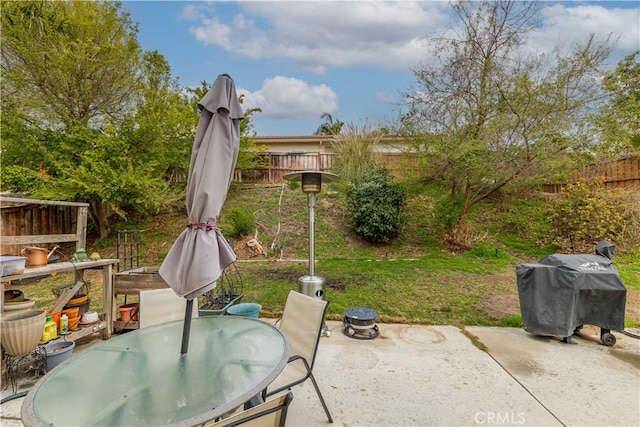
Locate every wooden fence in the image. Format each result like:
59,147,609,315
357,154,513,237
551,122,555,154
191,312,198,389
541,155,640,193
239,152,638,192
235,152,422,183
0,200,79,256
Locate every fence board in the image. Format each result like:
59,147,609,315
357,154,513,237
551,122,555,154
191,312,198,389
542,156,640,192
1,204,78,256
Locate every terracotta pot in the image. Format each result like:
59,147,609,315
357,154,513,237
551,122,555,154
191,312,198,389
62,307,79,319
66,294,88,306
119,303,139,322
67,316,80,331
0,310,46,356
64,299,90,318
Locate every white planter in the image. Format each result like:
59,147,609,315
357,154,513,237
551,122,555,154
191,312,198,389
0,310,46,356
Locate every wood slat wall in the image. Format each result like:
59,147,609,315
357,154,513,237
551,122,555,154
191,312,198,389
0,204,78,256
236,152,423,183
541,156,640,193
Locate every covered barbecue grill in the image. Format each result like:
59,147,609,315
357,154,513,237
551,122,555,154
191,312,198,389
516,241,626,346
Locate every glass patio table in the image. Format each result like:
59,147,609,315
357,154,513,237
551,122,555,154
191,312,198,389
21,316,290,426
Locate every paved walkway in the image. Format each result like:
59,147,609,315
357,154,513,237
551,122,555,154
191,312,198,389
2,321,639,426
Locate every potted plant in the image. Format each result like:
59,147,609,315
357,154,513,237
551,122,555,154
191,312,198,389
198,264,243,316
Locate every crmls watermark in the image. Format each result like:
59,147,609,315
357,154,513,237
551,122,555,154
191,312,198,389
475,412,526,425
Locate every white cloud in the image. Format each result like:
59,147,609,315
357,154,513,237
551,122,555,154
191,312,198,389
530,4,640,62
238,76,338,119
187,1,450,73
183,1,638,130
186,1,638,73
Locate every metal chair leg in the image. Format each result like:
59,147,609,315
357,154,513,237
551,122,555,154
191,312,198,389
308,371,333,423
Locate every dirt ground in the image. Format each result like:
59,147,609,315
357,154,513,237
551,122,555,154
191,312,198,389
478,286,640,322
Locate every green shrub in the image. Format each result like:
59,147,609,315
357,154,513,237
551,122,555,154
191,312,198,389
432,192,465,234
226,207,255,237
345,168,406,242
547,179,637,253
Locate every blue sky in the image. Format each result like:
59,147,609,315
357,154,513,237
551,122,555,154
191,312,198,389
122,1,640,136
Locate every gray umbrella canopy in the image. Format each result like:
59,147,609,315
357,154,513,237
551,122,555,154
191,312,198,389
159,74,243,300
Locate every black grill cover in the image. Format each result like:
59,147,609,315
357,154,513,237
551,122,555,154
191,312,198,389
516,251,626,337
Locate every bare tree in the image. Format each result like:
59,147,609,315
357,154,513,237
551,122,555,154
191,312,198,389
403,0,612,244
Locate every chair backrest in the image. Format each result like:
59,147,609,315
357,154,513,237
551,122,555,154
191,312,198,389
279,290,328,371
206,392,293,427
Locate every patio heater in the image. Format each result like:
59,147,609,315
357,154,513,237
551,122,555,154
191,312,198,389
284,170,338,335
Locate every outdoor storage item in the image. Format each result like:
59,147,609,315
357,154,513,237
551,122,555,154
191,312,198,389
21,246,56,267
0,256,26,276
226,303,261,318
516,241,626,346
43,340,75,371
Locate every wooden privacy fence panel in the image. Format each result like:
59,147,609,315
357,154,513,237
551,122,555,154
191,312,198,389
541,156,640,193
236,152,423,183
237,153,334,183
0,199,82,256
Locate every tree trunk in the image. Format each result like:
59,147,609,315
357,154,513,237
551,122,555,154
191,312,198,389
91,201,110,238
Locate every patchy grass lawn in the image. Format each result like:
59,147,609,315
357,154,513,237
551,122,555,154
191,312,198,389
11,184,640,329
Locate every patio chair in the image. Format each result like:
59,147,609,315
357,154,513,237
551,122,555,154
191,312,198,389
263,290,334,423
205,392,293,427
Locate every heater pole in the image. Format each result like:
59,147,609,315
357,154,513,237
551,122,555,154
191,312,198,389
308,192,316,277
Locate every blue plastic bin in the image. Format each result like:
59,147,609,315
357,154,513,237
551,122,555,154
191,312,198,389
226,303,261,318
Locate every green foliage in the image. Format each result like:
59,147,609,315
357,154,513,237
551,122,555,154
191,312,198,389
432,192,465,234
288,181,300,191
0,166,44,193
547,180,637,253
345,168,406,242
402,0,614,230
93,238,110,249
1,0,141,127
314,112,344,135
225,207,256,237
593,51,640,154
0,0,177,237
497,315,524,328
330,124,383,184
492,195,558,256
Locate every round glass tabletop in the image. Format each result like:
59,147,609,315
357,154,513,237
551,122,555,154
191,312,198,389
22,316,289,426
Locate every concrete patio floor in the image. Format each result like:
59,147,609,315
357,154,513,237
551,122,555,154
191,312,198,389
2,320,639,426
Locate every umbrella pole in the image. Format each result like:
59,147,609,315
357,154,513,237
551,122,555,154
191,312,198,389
180,299,194,355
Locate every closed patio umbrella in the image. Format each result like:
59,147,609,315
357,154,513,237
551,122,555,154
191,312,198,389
159,73,243,354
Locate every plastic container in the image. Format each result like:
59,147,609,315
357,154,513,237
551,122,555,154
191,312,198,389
227,303,262,318
44,340,75,371
41,315,58,342
47,311,61,332
60,314,68,335
0,256,26,277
